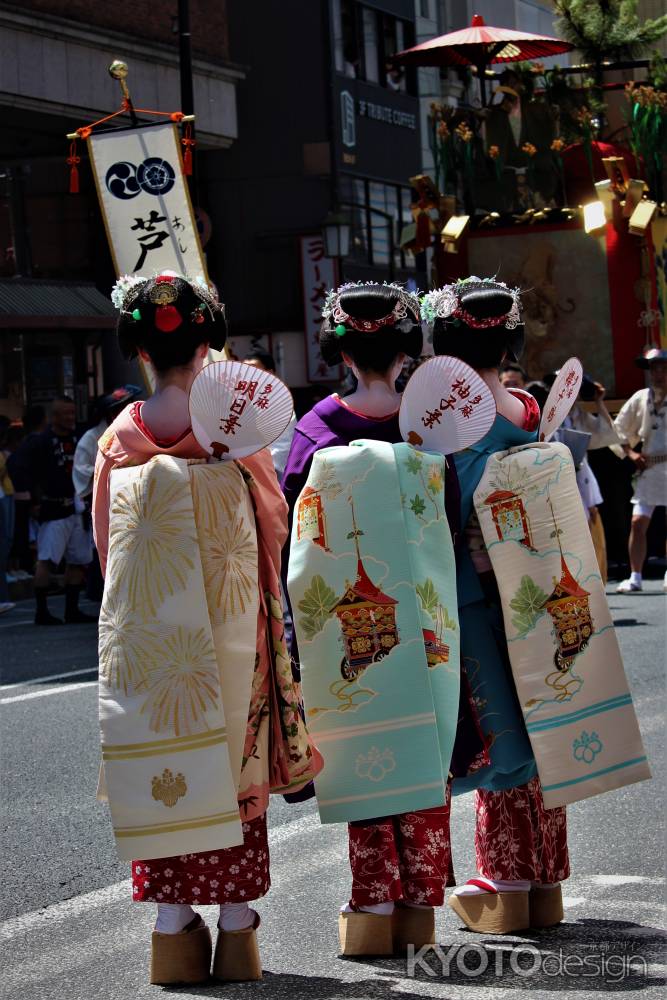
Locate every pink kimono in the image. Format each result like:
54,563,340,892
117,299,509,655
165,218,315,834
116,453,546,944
93,402,323,905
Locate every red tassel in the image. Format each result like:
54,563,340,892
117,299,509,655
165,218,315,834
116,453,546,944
67,139,81,194
181,123,195,176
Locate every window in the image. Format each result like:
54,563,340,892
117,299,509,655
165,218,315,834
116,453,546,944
382,14,407,92
420,0,430,17
335,0,361,77
332,3,416,94
340,176,418,272
361,8,380,83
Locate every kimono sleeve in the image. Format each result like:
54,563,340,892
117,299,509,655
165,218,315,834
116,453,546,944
92,447,113,577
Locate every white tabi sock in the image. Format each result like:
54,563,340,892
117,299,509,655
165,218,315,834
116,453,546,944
341,901,395,916
630,571,643,587
154,902,197,934
452,877,531,896
218,902,256,931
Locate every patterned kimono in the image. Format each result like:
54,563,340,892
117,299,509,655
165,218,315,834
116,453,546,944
93,403,322,904
453,392,569,883
283,394,485,906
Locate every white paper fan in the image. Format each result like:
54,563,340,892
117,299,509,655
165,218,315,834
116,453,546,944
538,357,583,442
399,356,496,454
189,361,294,460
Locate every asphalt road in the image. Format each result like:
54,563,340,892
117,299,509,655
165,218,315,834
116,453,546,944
0,586,665,1000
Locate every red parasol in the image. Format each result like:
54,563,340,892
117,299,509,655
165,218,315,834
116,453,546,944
394,13,574,105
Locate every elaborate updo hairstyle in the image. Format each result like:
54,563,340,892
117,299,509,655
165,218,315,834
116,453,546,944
320,282,422,375
113,273,227,373
423,278,524,371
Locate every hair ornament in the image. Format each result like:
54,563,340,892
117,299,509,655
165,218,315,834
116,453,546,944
149,279,178,306
420,276,522,330
111,270,224,330
190,301,208,325
110,274,147,311
335,324,347,338
154,305,183,332
322,281,421,334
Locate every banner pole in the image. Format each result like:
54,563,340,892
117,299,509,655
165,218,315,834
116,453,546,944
108,61,139,127
177,0,196,195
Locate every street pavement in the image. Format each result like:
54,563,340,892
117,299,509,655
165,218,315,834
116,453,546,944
0,585,665,1000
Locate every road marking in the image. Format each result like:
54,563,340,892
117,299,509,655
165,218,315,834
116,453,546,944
0,680,97,705
0,666,98,692
0,812,322,940
590,875,665,886
0,617,34,631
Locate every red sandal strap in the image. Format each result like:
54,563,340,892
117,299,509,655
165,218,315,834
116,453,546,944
466,878,499,894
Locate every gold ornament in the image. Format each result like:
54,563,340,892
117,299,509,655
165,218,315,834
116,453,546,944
149,282,178,306
151,768,187,808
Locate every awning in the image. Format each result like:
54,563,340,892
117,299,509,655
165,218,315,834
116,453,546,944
0,279,116,329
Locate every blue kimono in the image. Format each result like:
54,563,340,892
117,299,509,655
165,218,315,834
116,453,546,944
453,413,538,793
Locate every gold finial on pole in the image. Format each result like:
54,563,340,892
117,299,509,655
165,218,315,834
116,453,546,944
108,60,138,125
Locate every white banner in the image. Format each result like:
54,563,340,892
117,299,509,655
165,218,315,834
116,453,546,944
88,122,206,280
300,235,339,383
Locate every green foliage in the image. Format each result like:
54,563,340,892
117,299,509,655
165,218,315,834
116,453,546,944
440,607,457,631
650,51,667,88
416,578,440,617
297,575,337,640
509,575,548,637
409,495,427,518
552,1,667,66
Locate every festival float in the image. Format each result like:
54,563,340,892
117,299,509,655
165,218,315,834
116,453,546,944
396,1,667,400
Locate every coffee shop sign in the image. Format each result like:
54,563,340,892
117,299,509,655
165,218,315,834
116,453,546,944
358,99,416,130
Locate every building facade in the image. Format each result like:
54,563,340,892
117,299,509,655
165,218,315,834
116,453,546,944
0,0,242,420
210,0,428,396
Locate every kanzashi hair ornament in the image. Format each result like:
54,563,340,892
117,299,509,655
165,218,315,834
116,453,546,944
191,301,207,325
149,279,179,306
420,276,522,330
154,305,183,332
110,272,223,330
322,281,421,333
110,274,148,311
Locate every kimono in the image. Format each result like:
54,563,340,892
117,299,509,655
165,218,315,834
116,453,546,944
283,394,484,906
453,391,569,883
92,402,322,904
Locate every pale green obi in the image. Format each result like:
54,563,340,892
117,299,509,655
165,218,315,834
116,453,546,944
287,440,460,824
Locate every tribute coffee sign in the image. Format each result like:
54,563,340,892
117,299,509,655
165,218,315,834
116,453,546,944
334,80,421,180
357,99,416,130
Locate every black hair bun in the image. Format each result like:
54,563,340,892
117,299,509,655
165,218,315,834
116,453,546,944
116,275,227,363
320,282,421,368
459,286,515,321
338,284,402,322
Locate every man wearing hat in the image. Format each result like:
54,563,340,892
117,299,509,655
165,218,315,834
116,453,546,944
480,69,558,211
73,385,142,601
614,349,667,593
73,386,142,502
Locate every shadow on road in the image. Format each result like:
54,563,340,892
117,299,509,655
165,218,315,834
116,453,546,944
162,919,665,997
